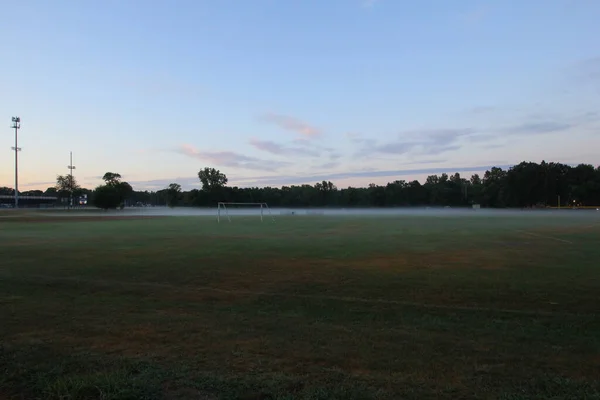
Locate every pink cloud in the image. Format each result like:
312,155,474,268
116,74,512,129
261,113,321,137
178,144,289,171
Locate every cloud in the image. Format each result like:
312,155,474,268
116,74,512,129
347,133,377,148
469,106,496,115
502,121,572,135
261,113,321,137
317,162,340,170
128,163,514,191
482,144,505,150
408,158,448,165
569,111,599,124
177,144,290,171
19,181,56,188
468,134,496,143
248,138,320,157
360,128,474,157
573,56,600,83
230,164,512,187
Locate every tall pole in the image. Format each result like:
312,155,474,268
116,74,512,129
68,151,76,208
11,117,21,208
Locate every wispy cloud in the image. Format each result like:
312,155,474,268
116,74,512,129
248,138,320,157
317,162,340,170
177,144,290,171
469,106,496,115
469,134,496,143
347,133,377,148
261,113,321,137
572,56,600,83
20,181,56,188
408,158,448,165
359,128,474,157
482,144,505,150
502,121,572,135
230,164,512,187
129,164,511,190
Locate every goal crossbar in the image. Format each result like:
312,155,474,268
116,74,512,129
217,202,274,223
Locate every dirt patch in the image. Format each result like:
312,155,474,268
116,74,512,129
312,223,364,237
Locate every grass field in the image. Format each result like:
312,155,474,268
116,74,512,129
1,211,600,399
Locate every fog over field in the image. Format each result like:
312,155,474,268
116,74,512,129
29,206,600,220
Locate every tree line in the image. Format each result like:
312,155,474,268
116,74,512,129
1,161,599,209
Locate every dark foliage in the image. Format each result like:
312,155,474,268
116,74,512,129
92,184,122,210
134,161,598,208
20,161,597,209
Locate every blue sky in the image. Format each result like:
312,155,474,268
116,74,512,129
1,0,599,191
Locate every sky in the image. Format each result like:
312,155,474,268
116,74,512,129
1,0,599,192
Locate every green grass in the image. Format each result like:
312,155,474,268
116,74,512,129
1,212,600,399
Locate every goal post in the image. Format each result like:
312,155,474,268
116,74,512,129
217,202,274,223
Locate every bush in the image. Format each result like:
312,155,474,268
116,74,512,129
93,185,121,209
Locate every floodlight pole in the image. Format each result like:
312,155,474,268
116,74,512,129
67,151,76,208
10,117,21,208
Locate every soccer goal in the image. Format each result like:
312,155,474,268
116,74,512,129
217,202,274,222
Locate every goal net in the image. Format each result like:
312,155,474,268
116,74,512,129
217,202,274,222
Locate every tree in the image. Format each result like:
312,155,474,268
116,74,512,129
56,174,81,206
56,174,80,195
0,187,14,195
59,159,600,209
166,183,182,207
93,172,133,209
482,167,508,207
198,168,228,191
44,187,58,196
102,172,122,186
93,184,122,210
22,190,43,196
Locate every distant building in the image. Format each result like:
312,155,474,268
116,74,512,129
0,195,59,208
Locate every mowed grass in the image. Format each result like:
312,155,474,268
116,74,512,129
1,212,599,399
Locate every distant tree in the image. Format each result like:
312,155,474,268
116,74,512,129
0,187,14,195
93,172,133,209
93,184,122,210
198,167,228,191
102,172,122,186
44,187,58,196
22,190,43,196
482,167,508,207
56,174,80,198
166,183,182,207
85,160,600,209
